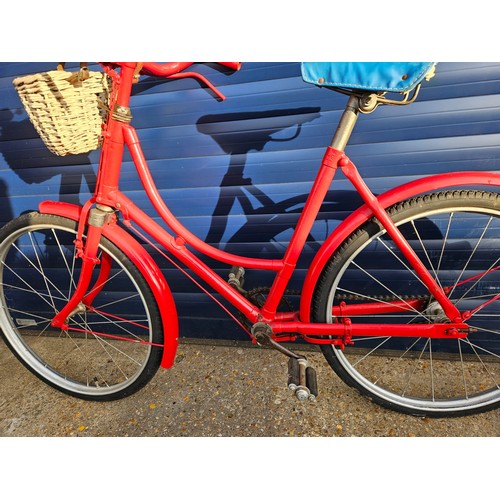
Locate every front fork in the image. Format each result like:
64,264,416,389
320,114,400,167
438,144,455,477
51,204,114,329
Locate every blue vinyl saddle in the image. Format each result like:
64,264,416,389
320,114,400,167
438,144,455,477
301,62,436,93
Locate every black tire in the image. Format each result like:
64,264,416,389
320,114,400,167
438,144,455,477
0,212,163,401
312,190,500,417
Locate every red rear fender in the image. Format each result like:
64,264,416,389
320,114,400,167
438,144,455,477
300,171,500,322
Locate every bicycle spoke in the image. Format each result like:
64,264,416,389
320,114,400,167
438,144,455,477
435,212,453,281
351,336,392,369
457,339,469,400
470,325,500,337
454,256,500,307
456,292,500,302
11,242,67,303
6,307,52,323
376,236,423,285
2,282,69,304
51,228,78,297
345,335,392,342
429,339,435,401
401,338,431,397
28,232,57,311
94,289,139,310
84,268,126,300
410,219,443,290
447,216,493,299
460,338,500,389
1,259,58,310
73,314,140,379
83,318,150,327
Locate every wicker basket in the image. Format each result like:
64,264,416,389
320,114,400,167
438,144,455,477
13,69,111,156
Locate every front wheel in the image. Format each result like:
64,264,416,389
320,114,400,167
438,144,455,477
312,190,500,417
0,212,164,400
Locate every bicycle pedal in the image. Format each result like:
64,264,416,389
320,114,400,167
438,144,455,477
287,357,318,401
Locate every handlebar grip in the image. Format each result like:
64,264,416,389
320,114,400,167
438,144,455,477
218,62,241,71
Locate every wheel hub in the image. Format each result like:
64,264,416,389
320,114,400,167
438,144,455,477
423,300,451,323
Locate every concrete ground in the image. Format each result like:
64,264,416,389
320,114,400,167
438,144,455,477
1,336,497,500
0,337,498,437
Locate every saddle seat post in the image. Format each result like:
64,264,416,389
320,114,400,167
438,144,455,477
330,93,361,151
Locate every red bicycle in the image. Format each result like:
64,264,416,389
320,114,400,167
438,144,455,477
1,62,499,417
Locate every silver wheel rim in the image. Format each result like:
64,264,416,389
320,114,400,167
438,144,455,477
325,203,500,414
0,220,154,397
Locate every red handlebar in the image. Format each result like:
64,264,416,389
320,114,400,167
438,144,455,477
141,62,193,77
139,62,241,101
140,62,241,77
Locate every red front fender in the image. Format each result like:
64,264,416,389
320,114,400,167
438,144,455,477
39,200,178,369
300,171,500,322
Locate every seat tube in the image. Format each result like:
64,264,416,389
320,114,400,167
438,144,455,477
261,147,343,320
260,95,361,320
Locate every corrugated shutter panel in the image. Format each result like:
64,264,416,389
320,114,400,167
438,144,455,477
1,62,500,340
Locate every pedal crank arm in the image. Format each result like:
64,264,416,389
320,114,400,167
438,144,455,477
251,323,319,401
251,322,302,359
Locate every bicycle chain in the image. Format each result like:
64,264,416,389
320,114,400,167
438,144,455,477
246,287,428,305
246,287,296,309
239,287,431,334
334,293,429,302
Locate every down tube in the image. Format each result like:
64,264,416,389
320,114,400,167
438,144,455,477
124,125,282,272
116,192,262,325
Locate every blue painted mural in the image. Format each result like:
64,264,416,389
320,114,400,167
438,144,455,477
1,62,500,340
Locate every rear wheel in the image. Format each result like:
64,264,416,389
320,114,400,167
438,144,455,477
312,190,500,417
0,212,163,400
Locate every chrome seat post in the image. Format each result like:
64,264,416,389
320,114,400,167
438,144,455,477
330,94,361,151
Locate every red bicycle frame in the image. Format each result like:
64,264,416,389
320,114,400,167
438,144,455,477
41,62,500,369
